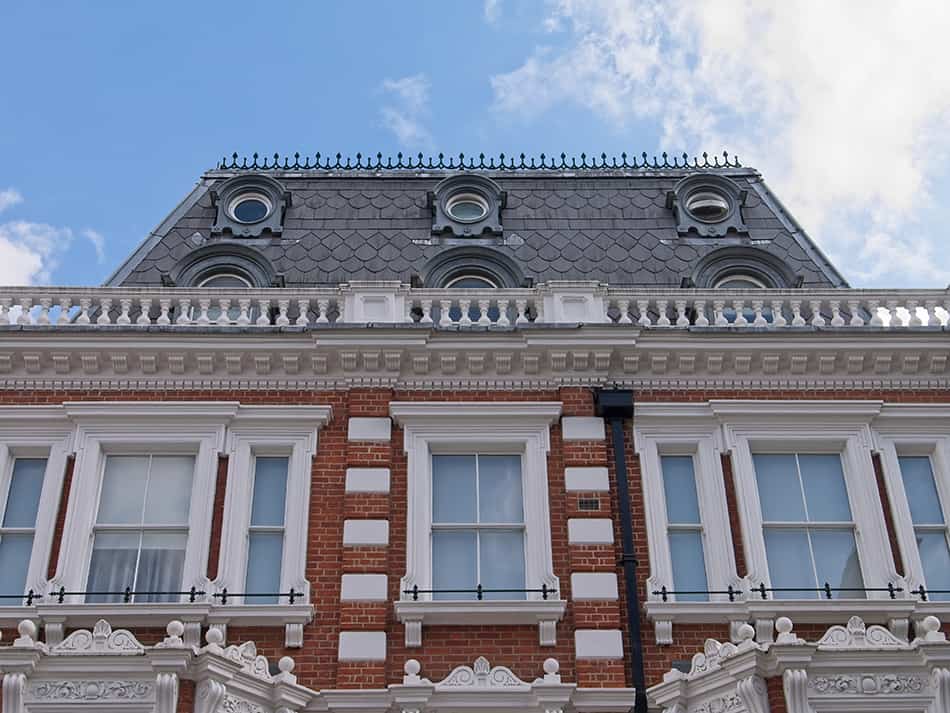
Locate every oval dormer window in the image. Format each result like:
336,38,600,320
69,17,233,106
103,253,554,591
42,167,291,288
685,190,730,223
229,192,272,224
446,193,489,223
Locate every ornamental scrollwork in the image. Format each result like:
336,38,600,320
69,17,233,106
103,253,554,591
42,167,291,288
687,693,742,713
809,673,925,696
222,694,267,713
30,680,152,701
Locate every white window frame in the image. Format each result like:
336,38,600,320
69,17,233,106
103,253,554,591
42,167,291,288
634,403,741,604
872,404,950,598
715,400,899,599
0,407,74,600
52,402,236,603
213,406,331,607
390,401,566,647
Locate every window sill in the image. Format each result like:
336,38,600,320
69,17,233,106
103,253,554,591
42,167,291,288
394,598,567,647
643,598,945,645
0,602,314,648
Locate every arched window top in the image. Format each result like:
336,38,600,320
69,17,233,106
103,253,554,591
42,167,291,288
170,244,277,288
713,274,770,289
198,272,253,288
422,246,525,288
445,275,498,289
692,247,796,289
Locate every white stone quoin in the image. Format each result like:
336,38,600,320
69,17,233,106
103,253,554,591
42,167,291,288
568,518,615,544
342,519,390,546
341,574,389,601
564,466,610,491
345,467,391,493
338,631,387,661
571,572,619,600
347,416,392,441
561,416,606,441
574,629,624,659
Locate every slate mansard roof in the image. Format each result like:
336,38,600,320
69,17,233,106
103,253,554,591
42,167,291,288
107,156,848,289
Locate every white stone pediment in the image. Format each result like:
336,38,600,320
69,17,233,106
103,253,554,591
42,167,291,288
436,656,530,690
223,640,273,680
50,618,145,655
816,615,908,650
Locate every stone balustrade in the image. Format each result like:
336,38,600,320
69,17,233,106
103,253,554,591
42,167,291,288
0,283,947,329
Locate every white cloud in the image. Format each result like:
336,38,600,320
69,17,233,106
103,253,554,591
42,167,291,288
379,74,433,147
484,0,501,23
0,221,72,285
491,0,950,286
0,188,23,214
83,228,106,263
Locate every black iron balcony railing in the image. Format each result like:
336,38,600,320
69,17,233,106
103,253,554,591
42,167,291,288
403,584,557,601
0,587,303,606
652,582,904,602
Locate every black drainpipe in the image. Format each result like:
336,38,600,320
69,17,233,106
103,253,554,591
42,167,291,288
594,389,647,713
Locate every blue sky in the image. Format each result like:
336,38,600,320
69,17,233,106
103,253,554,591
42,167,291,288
2,0,949,287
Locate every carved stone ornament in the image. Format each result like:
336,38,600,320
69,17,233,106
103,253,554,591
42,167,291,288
223,640,273,680
688,638,739,676
30,680,153,701
222,694,267,713
436,656,528,689
816,615,907,650
688,692,742,713
50,618,145,655
808,673,926,696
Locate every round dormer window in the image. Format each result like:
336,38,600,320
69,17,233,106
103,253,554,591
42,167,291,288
684,190,731,223
446,192,489,223
228,192,272,224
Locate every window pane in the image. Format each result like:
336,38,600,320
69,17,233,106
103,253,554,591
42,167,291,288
136,532,187,603
480,530,526,600
661,456,701,524
669,531,708,601
764,528,815,598
245,532,284,604
918,531,950,600
899,456,944,525
478,455,523,524
799,454,852,522
250,457,289,527
432,530,477,600
2,458,46,527
144,456,195,525
0,533,34,596
97,456,148,524
811,529,865,599
432,455,476,523
754,454,805,522
86,531,139,602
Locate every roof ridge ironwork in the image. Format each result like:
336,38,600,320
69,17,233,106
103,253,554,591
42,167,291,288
216,151,741,171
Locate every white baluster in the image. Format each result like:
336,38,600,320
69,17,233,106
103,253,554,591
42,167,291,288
848,300,864,326
752,300,767,327
713,299,728,326
809,300,825,327
925,299,941,326
617,299,632,324
656,299,671,327
771,299,787,327
790,299,805,327
256,299,271,326
440,299,453,326
694,299,709,327
276,299,290,326
216,299,231,326
37,297,52,325
237,299,252,326
77,297,92,325
316,299,330,324
57,297,73,325
137,298,152,325
496,299,510,327
335,298,344,323
296,299,310,326
157,299,171,325
907,299,922,326
17,297,33,325
868,299,883,326
732,300,748,326
176,298,192,325
885,299,900,327
0,297,12,325
477,299,491,325
196,298,211,326
420,299,433,324
97,298,113,325
116,298,132,325
515,299,528,325
405,300,414,323
675,299,689,327
459,299,472,326
637,299,652,327
533,300,544,323
829,300,845,327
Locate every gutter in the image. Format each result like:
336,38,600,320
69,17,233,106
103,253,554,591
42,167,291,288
594,389,647,713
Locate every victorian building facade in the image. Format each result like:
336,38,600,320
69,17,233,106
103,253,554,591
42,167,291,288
0,152,948,713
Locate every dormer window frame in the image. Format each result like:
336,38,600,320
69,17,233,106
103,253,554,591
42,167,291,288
210,174,291,238
667,174,749,237
431,174,506,238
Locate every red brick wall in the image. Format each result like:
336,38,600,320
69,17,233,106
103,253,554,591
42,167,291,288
10,386,947,694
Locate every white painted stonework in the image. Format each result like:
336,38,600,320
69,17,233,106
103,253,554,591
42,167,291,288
561,416,605,441
345,467,391,493
347,417,392,441
341,574,388,601
564,466,609,491
342,519,390,546
338,631,387,661
574,629,624,659
571,573,619,600
568,518,614,545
